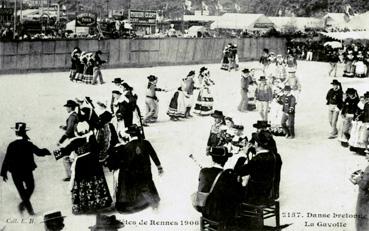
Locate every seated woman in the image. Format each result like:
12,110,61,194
56,121,112,214
235,130,282,205
196,147,242,228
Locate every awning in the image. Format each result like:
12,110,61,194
320,31,369,40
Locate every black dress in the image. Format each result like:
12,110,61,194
109,138,161,213
59,134,112,214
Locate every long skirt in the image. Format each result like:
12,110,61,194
115,172,160,213
269,100,285,136
355,61,367,77
167,91,186,118
349,121,369,149
337,114,354,143
194,88,214,116
70,155,112,214
81,74,93,85
344,61,355,77
69,69,77,81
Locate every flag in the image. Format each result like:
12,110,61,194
234,3,241,12
202,1,209,11
185,0,192,11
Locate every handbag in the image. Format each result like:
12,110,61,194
191,171,223,209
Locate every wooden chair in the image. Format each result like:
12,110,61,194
200,217,225,231
238,200,280,231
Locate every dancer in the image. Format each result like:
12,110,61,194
326,79,343,139
194,67,215,116
69,47,81,81
55,122,112,214
1,122,51,215
337,88,359,144
255,76,273,121
278,86,297,139
143,75,167,125
92,50,106,85
108,125,163,213
238,68,252,112
182,70,197,118
206,110,227,154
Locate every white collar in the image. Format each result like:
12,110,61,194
212,163,224,169
15,135,24,140
68,110,76,115
255,149,269,156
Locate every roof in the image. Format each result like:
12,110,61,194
183,15,219,22
323,13,348,27
269,17,324,31
347,11,369,30
320,31,369,40
210,13,273,30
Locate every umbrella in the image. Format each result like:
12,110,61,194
324,41,342,49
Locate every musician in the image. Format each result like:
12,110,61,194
58,100,79,181
235,130,282,204
196,147,242,228
206,110,226,155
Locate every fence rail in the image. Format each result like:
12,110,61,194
0,38,286,73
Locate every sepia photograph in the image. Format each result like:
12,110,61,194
1,0,369,230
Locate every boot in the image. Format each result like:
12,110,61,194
24,201,35,215
185,107,193,118
288,126,295,139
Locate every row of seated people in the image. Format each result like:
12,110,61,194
194,130,282,230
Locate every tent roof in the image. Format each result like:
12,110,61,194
347,12,369,30
183,15,219,22
269,17,324,31
210,13,273,30
320,31,369,40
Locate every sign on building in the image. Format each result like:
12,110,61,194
128,10,157,25
76,12,97,27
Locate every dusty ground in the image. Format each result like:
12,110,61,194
0,61,368,231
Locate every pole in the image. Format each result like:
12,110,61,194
13,0,16,39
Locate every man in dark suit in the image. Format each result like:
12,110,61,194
1,122,51,215
58,100,79,181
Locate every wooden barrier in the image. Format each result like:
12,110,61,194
0,37,286,73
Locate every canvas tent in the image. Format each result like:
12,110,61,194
269,17,324,32
210,13,274,30
320,31,369,40
346,12,369,31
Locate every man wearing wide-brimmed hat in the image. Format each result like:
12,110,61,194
143,75,167,125
58,99,79,181
41,210,66,231
238,68,252,112
88,214,124,231
326,79,343,139
278,85,297,139
255,76,273,121
1,122,51,215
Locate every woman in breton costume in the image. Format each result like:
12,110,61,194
56,122,112,214
349,92,369,154
194,67,215,116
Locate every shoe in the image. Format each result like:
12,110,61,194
288,135,295,139
63,177,71,182
18,202,25,214
285,134,290,138
142,123,149,127
328,135,337,139
101,81,106,84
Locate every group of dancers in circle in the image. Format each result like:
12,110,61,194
326,79,369,155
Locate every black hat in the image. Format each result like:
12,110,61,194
200,66,208,73
253,130,273,148
41,211,66,223
96,50,102,55
283,85,292,91
232,124,244,130
11,122,30,132
330,79,340,85
125,124,141,135
96,101,107,108
263,48,269,53
112,78,123,84
209,146,232,158
112,90,122,95
242,68,250,74
88,214,124,230
253,120,271,129
346,88,356,95
211,110,224,119
364,91,369,99
121,82,133,91
147,75,158,82
187,70,195,77
259,76,266,81
63,100,78,108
